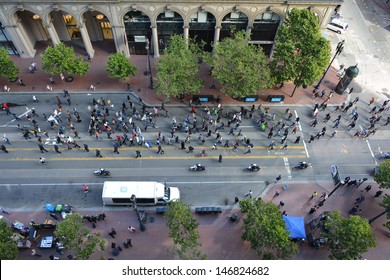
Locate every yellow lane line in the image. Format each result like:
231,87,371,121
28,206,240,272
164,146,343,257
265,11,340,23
4,155,307,161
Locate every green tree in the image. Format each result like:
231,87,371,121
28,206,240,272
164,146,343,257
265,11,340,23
240,199,297,259
0,220,18,260
106,53,137,80
374,160,390,189
206,30,271,99
321,211,376,260
271,8,331,96
0,48,19,81
165,200,206,260
41,43,89,77
54,213,104,260
379,195,390,230
156,34,203,101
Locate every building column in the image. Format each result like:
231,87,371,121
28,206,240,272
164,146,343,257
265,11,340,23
213,25,221,53
45,21,61,45
78,23,95,58
112,26,130,58
183,25,189,48
151,25,159,58
3,22,35,58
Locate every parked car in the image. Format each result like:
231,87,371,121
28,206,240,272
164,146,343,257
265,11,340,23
327,18,348,34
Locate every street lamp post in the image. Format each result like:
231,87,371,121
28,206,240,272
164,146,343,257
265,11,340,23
145,38,154,89
130,194,145,232
314,40,345,91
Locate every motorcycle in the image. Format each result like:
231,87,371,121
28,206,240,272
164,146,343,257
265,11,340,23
379,152,390,160
244,164,260,172
94,168,111,176
292,162,311,171
189,164,206,171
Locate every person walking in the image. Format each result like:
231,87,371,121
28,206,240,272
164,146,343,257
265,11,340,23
310,191,318,199
3,134,11,145
311,119,318,127
308,135,315,143
0,145,9,153
244,145,252,154
38,143,48,153
362,185,372,193
275,175,282,184
66,97,71,106
218,154,223,163
95,149,103,158
294,136,300,144
330,130,337,138
54,145,61,154
135,150,141,158
281,143,288,150
245,190,253,199
369,97,375,106
156,144,164,154
84,144,89,152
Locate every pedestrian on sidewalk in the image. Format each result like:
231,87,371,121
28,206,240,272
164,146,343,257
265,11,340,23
49,76,55,85
273,191,280,197
362,185,372,193
374,190,383,197
245,190,253,199
31,249,42,257
278,200,285,208
310,191,318,199
128,226,136,233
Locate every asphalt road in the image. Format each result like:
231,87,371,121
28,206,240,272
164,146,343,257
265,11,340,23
0,93,389,212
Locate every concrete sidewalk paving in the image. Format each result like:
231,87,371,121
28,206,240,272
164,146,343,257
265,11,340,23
7,181,389,260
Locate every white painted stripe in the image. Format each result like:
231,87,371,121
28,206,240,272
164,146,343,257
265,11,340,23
302,140,310,158
365,139,377,165
294,109,302,132
283,157,292,179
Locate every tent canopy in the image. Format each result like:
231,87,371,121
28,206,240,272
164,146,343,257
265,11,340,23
283,216,306,239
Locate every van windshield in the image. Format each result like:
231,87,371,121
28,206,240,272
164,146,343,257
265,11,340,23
164,187,170,200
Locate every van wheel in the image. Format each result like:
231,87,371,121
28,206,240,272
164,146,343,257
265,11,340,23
337,30,341,34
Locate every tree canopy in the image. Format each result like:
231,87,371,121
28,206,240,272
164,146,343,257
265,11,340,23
156,35,203,100
106,52,137,80
0,48,19,81
380,194,390,231
206,30,271,98
165,200,206,260
374,160,390,189
0,219,18,260
240,198,297,259
321,211,376,260
54,213,104,260
271,8,331,95
41,43,89,77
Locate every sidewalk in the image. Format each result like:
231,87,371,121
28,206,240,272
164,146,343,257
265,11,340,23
8,181,389,260
1,41,349,108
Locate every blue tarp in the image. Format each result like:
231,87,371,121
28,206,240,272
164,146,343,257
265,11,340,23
283,216,306,239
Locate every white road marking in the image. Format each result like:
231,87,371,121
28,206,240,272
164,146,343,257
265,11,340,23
294,109,302,131
365,139,377,165
302,140,310,158
283,157,292,179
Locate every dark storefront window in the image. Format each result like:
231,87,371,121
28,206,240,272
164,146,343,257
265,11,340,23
189,12,216,52
124,11,151,55
0,21,18,55
157,11,183,53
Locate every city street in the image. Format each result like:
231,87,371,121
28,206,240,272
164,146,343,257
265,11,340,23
0,0,389,261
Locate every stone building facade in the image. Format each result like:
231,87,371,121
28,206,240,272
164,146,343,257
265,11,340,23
0,0,343,58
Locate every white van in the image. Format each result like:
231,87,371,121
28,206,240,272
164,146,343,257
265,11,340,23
327,18,348,34
102,181,180,206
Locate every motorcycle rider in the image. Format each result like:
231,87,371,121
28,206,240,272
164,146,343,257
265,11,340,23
297,162,308,169
248,164,259,171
